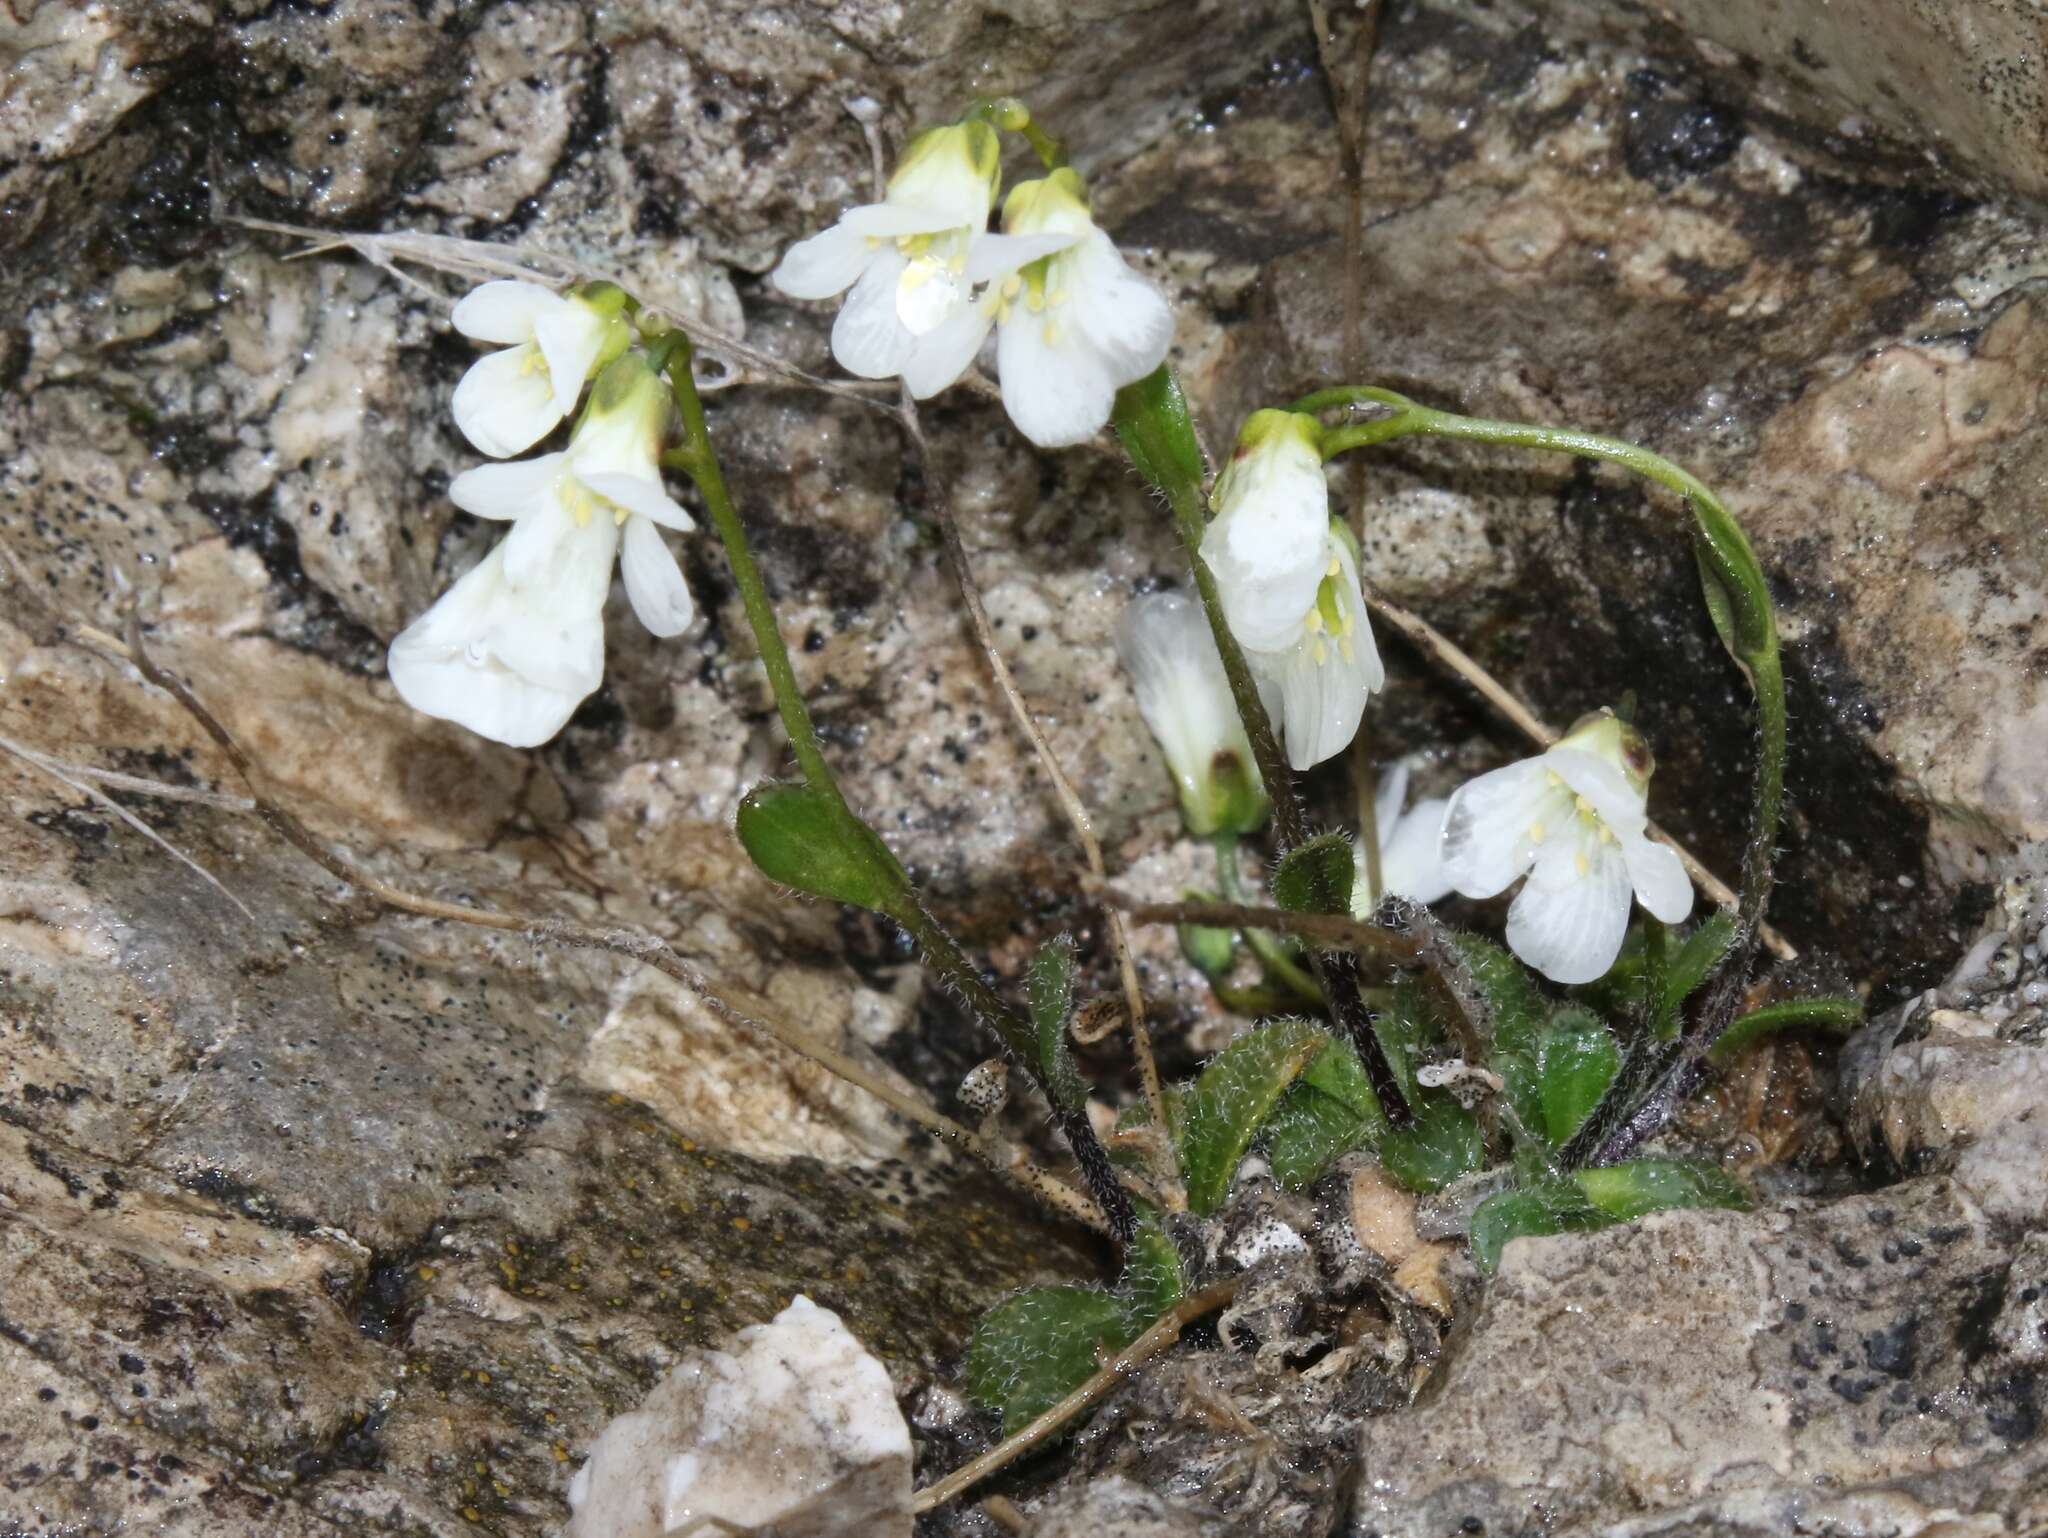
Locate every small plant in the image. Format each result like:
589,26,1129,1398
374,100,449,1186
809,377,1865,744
205,95,1867,1508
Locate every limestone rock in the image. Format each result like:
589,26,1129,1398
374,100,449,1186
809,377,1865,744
566,1295,911,1538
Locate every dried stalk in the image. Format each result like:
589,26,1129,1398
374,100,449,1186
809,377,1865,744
912,1277,1242,1514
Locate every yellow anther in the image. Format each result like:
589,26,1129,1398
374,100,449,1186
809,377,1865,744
519,347,550,378
1305,607,1325,634
1574,850,1592,877
1001,276,1022,300
1529,820,1547,843
1043,319,1062,345
1338,634,1355,664
1313,637,1329,666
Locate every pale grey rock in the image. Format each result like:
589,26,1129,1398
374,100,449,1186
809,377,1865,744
565,1295,910,1538
1027,1476,1224,1538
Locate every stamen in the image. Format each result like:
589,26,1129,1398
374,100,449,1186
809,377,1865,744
1574,850,1592,877
1312,637,1329,666
1529,820,1547,843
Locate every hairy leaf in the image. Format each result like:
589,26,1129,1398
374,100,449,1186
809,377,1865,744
1272,832,1356,915
1264,1083,1374,1190
735,781,907,912
1027,938,1088,1114
1708,996,1862,1064
1575,1158,1750,1220
1378,1094,1485,1193
1112,366,1205,501
1180,1018,1329,1214
964,1287,1139,1432
1121,1213,1188,1320
1443,932,1546,1135
1536,1005,1620,1146
1471,1180,1611,1273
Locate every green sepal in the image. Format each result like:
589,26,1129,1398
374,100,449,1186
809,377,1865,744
1025,938,1089,1115
1272,832,1355,915
1535,1005,1620,1147
1179,1018,1329,1214
735,782,908,913
964,1286,1139,1433
1574,1157,1750,1221
1112,366,1205,505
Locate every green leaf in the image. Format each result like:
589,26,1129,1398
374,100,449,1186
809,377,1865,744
1120,1213,1187,1320
1110,1085,1184,1173
1536,1005,1620,1146
1264,1084,1372,1190
1666,912,1737,1008
1471,1181,1611,1273
1300,1034,1391,1133
1272,833,1355,915
1026,938,1088,1114
1708,996,1862,1064
1694,537,1743,672
1111,366,1205,503
1378,1094,1485,1193
1179,1018,1330,1214
1443,933,1547,1136
735,782,908,912
1574,1158,1750,1220
964,1287,1139,1432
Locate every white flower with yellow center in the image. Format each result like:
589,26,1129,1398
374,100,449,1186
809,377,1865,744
1352,757,1453,917
1440,711,1694,984
925,169,1173,446
1199,410,1384,769
770,121,1002,385
1115,591,1268,837
449,280,632,459
388,356,695,747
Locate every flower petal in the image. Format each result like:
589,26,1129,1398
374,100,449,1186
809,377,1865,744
901,301,994,399
1440,758,1560,900
620,516,695,638
579,470,695,532
771,221,875,299
830,250,916,379
1373,758,1413,851
1381,796,1453,906
532,306,608,418
1544,746,1649,836
996,305,1116,448
1622,832,1695,924
965,231,1080,284
452,347,565,459
1260,624,1370,770
1065,231,1173,385
386,544,596,748
451,280,564,344
1506,833,1632,985
501,494,579,590
449,451,567,520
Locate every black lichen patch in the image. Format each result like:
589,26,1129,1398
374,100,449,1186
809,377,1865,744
1622,70,1744,188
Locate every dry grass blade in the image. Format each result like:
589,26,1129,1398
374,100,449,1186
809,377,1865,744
912,1277,1242,1514
0,730,256,922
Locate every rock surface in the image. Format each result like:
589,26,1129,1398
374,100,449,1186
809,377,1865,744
3,0,2047,1535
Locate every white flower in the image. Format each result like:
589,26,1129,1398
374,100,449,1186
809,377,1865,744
1352,757,1452,917
1115,591,1267,837
948,169,1174,447
1198,410,1384,770
1440,711,1694,985
389,356,696,747
770,120,1002,386
449,281,631,459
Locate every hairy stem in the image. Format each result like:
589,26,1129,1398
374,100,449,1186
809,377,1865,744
661,337,1137,1239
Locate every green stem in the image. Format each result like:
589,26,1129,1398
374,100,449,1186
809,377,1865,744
1641,915,1672,1040
1215,836,1323,1003
1112,369,1412,1125
660,337,1135,1241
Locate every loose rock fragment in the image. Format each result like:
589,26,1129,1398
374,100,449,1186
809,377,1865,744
567,1295,911,1538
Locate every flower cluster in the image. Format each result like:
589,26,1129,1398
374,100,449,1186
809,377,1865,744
388,282,697,747
1201,410,1384,770
771,123,1173,447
